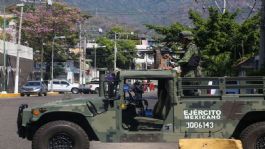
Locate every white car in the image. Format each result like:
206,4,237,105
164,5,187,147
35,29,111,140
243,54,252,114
48,80,80,94
80,81,99,94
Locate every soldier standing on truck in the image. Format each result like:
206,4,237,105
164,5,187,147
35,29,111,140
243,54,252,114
176,30,201,77
176,31,201,96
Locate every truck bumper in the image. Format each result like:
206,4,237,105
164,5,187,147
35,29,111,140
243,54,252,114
17,104,28,138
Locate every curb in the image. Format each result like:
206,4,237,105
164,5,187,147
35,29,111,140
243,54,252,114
0,93,20,98
47,92,60,96
0,92,59,98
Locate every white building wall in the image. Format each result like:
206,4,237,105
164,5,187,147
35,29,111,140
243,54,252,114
0,40,33,60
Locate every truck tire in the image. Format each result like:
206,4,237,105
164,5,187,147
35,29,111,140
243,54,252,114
71,88,79,94
240,122,265,149
32,120,89,149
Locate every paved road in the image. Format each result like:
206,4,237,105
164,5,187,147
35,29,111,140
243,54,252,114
0,94,177,149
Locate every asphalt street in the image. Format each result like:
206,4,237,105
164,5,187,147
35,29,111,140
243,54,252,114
0,94,177,149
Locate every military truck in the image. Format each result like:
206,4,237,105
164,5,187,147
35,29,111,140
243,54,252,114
17,69,265,149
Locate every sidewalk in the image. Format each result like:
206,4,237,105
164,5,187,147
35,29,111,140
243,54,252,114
0,92,59,98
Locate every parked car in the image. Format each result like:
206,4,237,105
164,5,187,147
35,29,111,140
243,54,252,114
48,80,80,94
80,80,99,94
20,81,48,97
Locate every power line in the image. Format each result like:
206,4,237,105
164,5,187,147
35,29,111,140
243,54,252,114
246,0,257,20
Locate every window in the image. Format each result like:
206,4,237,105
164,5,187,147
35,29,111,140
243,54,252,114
25,82,41,86
53,81,60,85
61,81,69,86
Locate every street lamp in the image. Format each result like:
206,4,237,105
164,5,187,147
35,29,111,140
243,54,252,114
114,32,117,71
14,3,24,94
51,35,65,92
14,0,52,93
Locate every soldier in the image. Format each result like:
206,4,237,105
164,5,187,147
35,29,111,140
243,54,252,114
176,31,201,96
176,30,201,77
132,81,144,100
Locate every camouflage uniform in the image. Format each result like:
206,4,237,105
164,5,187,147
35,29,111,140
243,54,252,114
177,31,201,77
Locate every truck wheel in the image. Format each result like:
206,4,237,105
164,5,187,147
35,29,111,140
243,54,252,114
32,120,89,149
71,88,79,94
240,122,265,149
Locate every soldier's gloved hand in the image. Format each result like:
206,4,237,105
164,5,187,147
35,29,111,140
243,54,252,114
173,66,181,73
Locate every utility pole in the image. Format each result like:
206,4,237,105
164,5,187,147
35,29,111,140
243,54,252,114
14,3,24,93
1,2,7,93
114,33,117,71
83,37,86,84
259,0,265,69
93,44,97,77
79,23,82,84
51,35,65,92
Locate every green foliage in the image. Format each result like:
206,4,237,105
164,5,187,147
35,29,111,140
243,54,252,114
190,8,260,76
96,29,137,69
147,7,260,76
0,16,3,27
146,23,188,51
189,8,240,76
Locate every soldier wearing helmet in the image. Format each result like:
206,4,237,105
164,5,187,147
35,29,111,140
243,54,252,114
176,31,201,77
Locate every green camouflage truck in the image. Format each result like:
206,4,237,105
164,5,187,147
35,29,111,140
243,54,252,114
17,70,265,149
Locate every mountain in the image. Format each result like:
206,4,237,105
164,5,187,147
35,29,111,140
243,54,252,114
0,0,261,29
64,0,261,27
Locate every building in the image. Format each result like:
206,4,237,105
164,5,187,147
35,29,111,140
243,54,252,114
0,40,33,93
134,39,154,70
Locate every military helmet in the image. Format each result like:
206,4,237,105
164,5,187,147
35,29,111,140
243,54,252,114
179,31,194,40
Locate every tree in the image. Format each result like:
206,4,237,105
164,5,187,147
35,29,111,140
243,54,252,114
147,8,260,76
95,27,137,69
10,2,84,79
0,16,12,41
146,23,188,52
190,8,260,76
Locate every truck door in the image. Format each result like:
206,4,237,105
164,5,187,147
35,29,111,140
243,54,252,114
61,81,71,92
175,78,235,136
119,78,175,142
52,81,60,91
